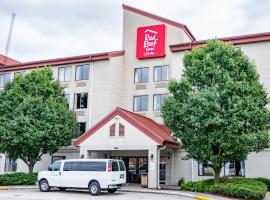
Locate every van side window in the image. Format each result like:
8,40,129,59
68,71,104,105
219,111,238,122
111,161,119,171
63,162,72,171
118,161,126,171
51,161,61,171
63,161,106,171
81,162,106,171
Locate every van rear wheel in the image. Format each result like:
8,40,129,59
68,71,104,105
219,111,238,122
89,181,101,196
107,189,117,193
39,179,50,192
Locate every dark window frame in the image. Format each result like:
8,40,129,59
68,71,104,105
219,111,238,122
74,93,88,109
153,65,169,82
75,64,90,81
133,95,148,112
0,73,11,88
79,122,87,135
153,93,169,111
51,156,66,164
110,123,116,136
58,66,72,82
134,67,149,84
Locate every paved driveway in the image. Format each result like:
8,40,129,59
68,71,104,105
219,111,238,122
0,189,194,200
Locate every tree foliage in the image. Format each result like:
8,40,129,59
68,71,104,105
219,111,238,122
0,68,80,172
161,40,270,182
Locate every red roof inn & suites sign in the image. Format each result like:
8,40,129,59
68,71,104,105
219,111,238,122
136,24,166,59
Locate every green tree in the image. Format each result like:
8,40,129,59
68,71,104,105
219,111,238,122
0,68,80,173
161,40,270,183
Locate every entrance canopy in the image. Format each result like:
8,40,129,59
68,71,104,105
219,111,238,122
75,107,178,149
74,107,179,188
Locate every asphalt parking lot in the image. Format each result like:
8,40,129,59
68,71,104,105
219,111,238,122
0,189,194,200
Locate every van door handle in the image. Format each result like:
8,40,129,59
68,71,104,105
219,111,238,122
59,172,61,176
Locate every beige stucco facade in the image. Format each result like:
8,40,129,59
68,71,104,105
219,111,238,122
1,4,270,188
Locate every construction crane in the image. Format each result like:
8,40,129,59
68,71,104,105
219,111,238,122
2,13,16,68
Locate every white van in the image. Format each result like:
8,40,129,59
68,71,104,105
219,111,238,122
38,159,126,195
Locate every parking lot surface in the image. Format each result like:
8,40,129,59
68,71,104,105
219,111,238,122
0,189,194,200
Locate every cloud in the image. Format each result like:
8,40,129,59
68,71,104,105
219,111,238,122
0,0,269,62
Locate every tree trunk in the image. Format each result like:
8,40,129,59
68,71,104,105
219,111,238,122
213,166,222,183
28,163,34,173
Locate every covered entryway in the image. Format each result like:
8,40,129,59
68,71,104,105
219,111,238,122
75,107,179,188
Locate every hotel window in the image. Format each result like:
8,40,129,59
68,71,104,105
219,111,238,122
110,123,116,136
58,66,72,82
74,93,88,109
154,65,168,81
134,67,149,83
76,64,89,81
153,94,168,111
198,161,214,176
51,156,66,164
224,161,245,177
119,123,125,136
0,73,11,88
64,94,70,107
133,95,148,112
14,71,24,77
79,122,86,135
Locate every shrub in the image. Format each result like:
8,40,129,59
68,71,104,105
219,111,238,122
181,177,268,200
254,177,270,191
0,173,37,185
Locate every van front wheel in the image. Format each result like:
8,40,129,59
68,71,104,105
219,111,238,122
107,189,117,193
39,179,50,192
89,181,101,196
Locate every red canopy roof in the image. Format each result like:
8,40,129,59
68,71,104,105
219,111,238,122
75,107,178,146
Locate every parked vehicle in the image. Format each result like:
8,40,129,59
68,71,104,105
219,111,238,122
38,159,126,195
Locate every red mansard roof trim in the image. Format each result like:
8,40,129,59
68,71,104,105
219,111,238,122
0,50,124,72
122,4,196,42
170,32,270,52
0,54,20,66
75,107,179,147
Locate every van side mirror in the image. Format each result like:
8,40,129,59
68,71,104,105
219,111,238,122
48,166,52,171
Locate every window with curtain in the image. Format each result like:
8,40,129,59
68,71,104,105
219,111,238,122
153,94,168,111
79,122,86,135
133,95,148,112
0,73,11,88
134,67,149,83
224,161,245,177
76,64,89,81
110,123,116,136
64,94,70,107
198,161,214,176
58,66,71,82
74,93,88,109
119,123,125,136
154,65,168,81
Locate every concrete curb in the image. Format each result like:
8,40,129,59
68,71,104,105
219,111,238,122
120,188,213,200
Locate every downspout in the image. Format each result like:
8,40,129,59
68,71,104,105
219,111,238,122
158,145,166,189
191,158,194,182
88,60,94,128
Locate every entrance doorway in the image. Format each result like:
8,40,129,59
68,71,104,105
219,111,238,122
112,156,148,183
125,157,148,183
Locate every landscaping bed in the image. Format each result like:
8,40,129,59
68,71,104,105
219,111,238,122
0,172,37,186
181,177,270,200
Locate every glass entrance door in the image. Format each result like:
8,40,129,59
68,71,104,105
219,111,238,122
127,157,148,183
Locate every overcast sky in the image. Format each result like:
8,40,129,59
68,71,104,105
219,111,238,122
1,0,270,62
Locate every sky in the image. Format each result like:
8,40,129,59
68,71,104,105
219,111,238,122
0,0,270,62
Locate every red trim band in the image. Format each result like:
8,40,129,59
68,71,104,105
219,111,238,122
170,32,270,52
